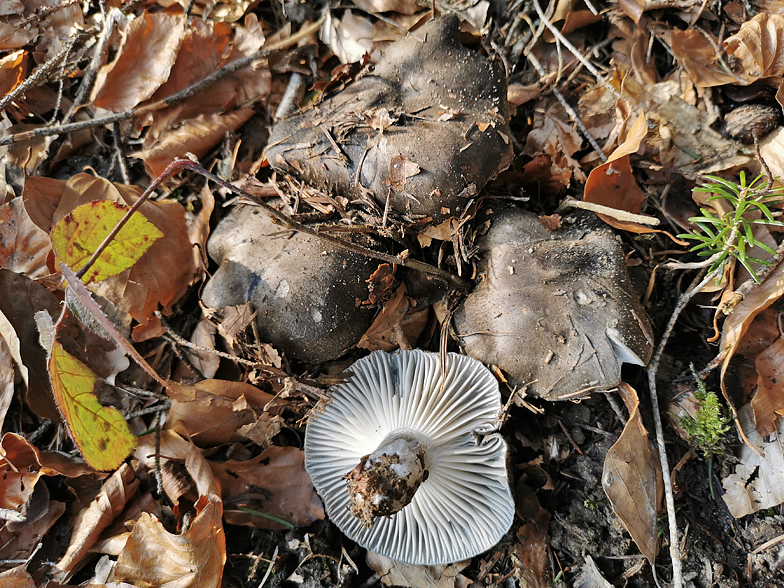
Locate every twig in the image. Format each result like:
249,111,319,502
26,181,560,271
646,267,720,588
0,30,92,113
558,198,660,225
167,160,472,290
112,122,130,183
0,17,325,147
62,7,117,125
257,545,279,588
531,0,626,105
525,52,607,163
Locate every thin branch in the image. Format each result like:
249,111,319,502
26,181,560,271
531,0,626,105
0,17,325,147
0,29,92,113
62,7,117,125
559,198,661,225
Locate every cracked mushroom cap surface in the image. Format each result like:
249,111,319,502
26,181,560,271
454,205,653,401
304,349,514,565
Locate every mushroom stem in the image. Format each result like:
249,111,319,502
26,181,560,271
345,431,430,528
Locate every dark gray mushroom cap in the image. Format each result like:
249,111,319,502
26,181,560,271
454,205,653,400
304,350,514,565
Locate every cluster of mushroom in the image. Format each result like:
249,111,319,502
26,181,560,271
202,14,653,567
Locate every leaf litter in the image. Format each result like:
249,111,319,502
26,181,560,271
4,1,784,587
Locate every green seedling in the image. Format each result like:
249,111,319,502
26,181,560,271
680,365,731,500
680,365,730,457
678,172,784,284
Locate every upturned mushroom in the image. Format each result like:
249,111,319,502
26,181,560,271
304,349,514,565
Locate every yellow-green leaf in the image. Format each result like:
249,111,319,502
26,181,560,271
48,341,137,471
50,200,164,283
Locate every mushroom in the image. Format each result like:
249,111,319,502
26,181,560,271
304,349,514,565
201,204,377,363
453,204,653,400
266,15,514,222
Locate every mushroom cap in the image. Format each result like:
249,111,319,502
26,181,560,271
304,349,514,565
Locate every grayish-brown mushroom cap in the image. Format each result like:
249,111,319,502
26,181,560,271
454,205,653,400
304,349,514,565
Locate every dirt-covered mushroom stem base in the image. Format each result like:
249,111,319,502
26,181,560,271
345,431,430,528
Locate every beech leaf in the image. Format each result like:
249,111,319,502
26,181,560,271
50,200,164,284
48,341,136,471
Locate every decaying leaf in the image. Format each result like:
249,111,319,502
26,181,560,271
53,464,139,582
366,552,471,588
50,200,163,284
601,383,662,563
722,403,784,518
574,555,614,588
724,13,784,78
752,337,784,436
125,431,225,588
91,11,187,112
671,29,739,87
135,109,255,178
719,260,784,415
210,446,325,529
166,379,279,447
47,341,137,472
510,483,551,588
0,197,52,278
357,282,429,352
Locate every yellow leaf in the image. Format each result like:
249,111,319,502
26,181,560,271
50,200,164,284
48,342,136,471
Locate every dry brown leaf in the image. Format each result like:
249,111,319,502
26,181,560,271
183,317,220,379
53,464,139,582
125,431,225,588
0,270,59,419
722,403,784,518
187,183,215,282
760,127,784,179
0,498,65,568
751,337,784,436
365,263,397,304
166,379,276,447
210,446,325,529
0,197,52,278
523,105,585,186
0,565,36,588
135,109,255,178
388,155,422,192
601,383,662,564
0,23,36,51
366,552,471,588
0,433,54,512
671,29,739,87
0,49,27,97
357,282,429,352
320,10,374,64
724,12,784,78
583,155,652,233
583,114,664,235
22,174,64,233
91,11,187,112
719,260,784,412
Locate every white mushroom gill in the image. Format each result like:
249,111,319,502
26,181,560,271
304,349,515,565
